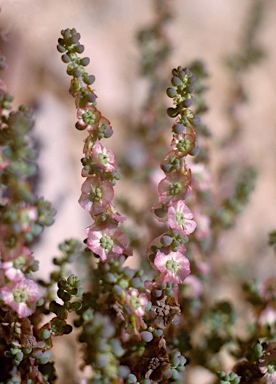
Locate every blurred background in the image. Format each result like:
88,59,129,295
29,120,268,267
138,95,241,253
1,1,276,382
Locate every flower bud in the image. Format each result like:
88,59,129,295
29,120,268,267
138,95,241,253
80,57,90,66
75,44,84,54
57,44,66,53
62,54,71,63
141,331,153,342
167,107,179,118
40,329,51,340
166,87,177,98
171,76,182,87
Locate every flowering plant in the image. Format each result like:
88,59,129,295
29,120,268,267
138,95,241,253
0,1,275,383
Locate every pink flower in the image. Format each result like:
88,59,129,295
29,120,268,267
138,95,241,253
91,142,116,172
0,228,25,262
76,105,101,131
79,176,114,215
125,288,149,317
2,247,34,281
158,170,192,205
171,127,196,157
0,278,41,318
124,288,148,333
86,225,132,261
168,200,196,236
154,249,190,284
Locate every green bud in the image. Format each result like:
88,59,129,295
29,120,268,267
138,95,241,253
130,277,142,288
10,347,20,355
75,44,84,53
62,54,71,63
166,87,177,98
110,339,125,357
80,57,90,66
172,123,186,134
126,374,137,383
84,74,95,85
171,76,182,87
141,331,153,342
72,68,81,78
112,284,124,298
57,44,66,53
39,351,51,365
153,329,163,337
167,107,179,118
22,348,32,354
161,234,173,246
40,329,51,340
105,272,117,283
171,368,180,380
15,351,23,362
172,354,180,367
118,278,129,289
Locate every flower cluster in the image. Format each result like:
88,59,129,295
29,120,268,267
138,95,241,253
57,29,129,262
58,28,152,381
57,29,200,383
133,66,201,382
149,66,199,285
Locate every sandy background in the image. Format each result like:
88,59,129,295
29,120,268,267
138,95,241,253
1,1,276,383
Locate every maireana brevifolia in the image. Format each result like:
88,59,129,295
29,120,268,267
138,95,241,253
0,5,275,381
57,28,202,383
57,25,276,384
